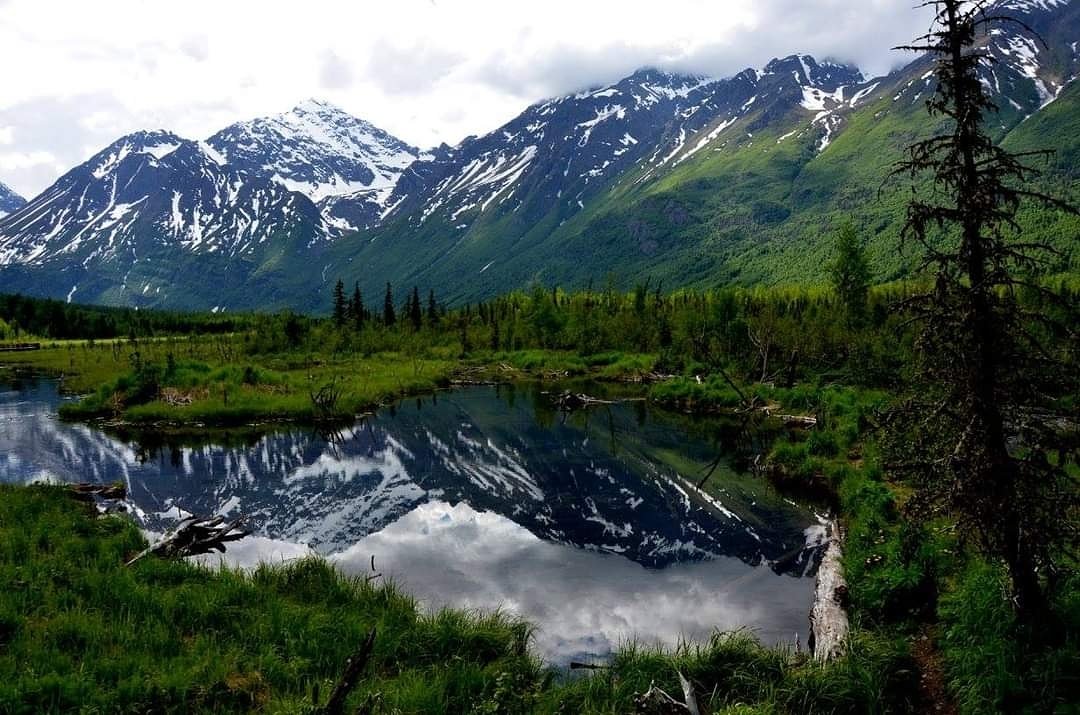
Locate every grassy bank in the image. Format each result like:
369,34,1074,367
0,485,922,714
0,339,660,427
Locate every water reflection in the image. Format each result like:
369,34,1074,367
1,372,825,661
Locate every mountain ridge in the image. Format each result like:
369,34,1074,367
1,0,1077,310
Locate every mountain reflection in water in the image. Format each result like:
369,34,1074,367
1,374,826,662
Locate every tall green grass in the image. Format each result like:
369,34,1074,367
1,486,926,713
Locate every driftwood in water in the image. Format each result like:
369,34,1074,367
633,672,701,714
318,627,377,715
756,404,818,428
125,515,249,566
67,482,127,501
553,390,615,411
809,520,849,662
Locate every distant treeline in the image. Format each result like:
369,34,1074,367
0,294,249,341
273,273,1071,394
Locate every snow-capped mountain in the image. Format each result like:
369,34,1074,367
374,55,865,233
381,69,731,232
0,104,422,308
1,0,1077,309
208,100,421,232
320,54,872,298
0,130,327,307
0,181,24,219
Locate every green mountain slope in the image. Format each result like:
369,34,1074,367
319,1,1079,307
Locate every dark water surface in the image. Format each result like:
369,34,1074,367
0,371,826,662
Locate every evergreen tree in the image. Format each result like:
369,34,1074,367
460,315,471,355
383,282,396,326
888,0,1079,619
427,290,439,326
352,283,365,331
828,222,870,326
332,279,347,328
409,286,423,331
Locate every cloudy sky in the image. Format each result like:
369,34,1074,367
0,0,934,198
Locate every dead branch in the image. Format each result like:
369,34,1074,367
678,672,702,715
125,515,249,566
67,482,127,501
553,390,615,411
634,681,691,714
318,627,377,715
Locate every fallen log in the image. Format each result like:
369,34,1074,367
553,390,615,411
775,413,818,428
809,520,849,662
125,515,249,566
756,404,818,428
67,482,127,501
678,672,702,715
634,681,690,714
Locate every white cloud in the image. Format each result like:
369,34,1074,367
0,0,933,198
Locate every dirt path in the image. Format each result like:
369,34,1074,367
911,625,958,714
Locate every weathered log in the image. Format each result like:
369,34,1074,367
756,404,818,428
809,520,849,662
125,515,249,566
633,681,691,714
319,627,377,715
677,672,702,715
775,413,818,428
553,390,615,411
67,482,127,501
633,672,704,715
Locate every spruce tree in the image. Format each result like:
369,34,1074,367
383,282,396,326
332,279,346,328
409,286,423,331
427,290,439,326
352,283,365,331
828,222,870,327
888,0,1079,619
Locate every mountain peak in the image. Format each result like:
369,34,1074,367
0,180,25,218
207,102,421,231
626,67,707,84
289,98,354,119
763,54,863,89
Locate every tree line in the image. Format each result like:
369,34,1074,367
0,293,245,341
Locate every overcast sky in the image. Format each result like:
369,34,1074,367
0,0,934,198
